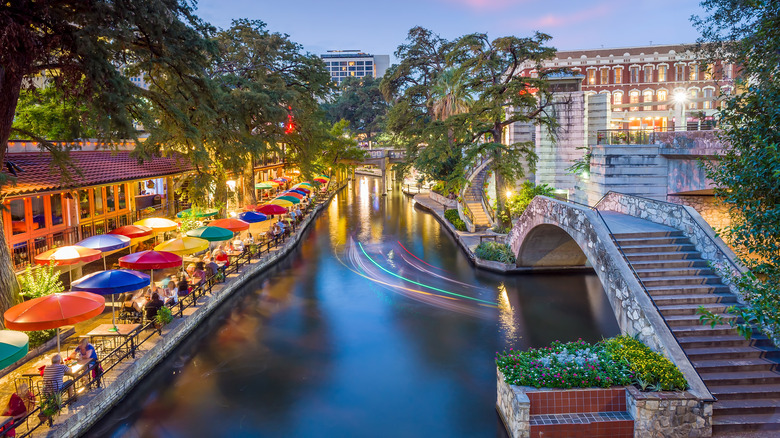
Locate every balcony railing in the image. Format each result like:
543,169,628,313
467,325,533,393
11,227,80,271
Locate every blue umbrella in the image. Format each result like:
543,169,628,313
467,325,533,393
237,211,268,223
71,269,150,329
288,189,308,196
78,234,131,270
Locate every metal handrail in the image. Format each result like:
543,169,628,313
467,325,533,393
560,197,716,401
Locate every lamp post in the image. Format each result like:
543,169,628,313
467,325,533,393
673,91,687,132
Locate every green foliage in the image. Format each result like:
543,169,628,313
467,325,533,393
19,264,64,300
496,337,688,391
444,209,467,231
40,391,62,418
506,181,556,219
566,146,592,176
603,336,688,391
178,207,202,234
12,86,98,141
155,306,174,326
693,1,780,344
475,241,516,264
26,329,57,349
323,76,388,143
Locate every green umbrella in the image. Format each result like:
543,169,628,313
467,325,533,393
275,196,301,204
176,208,219,219
186,226,234,242
0,330,28,369
255,182,274,190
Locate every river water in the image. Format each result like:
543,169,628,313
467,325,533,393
89,176,619,438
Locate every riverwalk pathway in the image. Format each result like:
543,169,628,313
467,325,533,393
0,181,347,438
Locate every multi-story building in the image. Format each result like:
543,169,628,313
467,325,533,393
320,50,390,84
521,44,736,130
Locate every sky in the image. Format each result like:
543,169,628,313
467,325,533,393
194,0,708,61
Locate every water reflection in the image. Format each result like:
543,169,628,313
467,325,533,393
91,177,619,438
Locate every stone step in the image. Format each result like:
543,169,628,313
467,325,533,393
699,370,780,386
634,267,715,278
640,275,724,287
708,383,780,400
656,301,735,316
652,293,737,307
672,324,740,337
619,244,697,254
614,236,691,246
686,346,780,361
612,231,683,240
628,259,709,270
677,334,772,349
713,413,780,433
626,251,702,261
692,357,780,373
644,284,732,296
664,313,737,327
713,398,780,416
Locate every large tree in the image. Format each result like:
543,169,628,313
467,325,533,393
693,1,780,341
0,0,216,318
323,76,388,145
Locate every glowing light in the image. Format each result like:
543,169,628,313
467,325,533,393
506,190,513,198
673,92,687,104
226,180,236,190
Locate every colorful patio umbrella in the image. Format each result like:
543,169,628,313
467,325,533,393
176,208,219,219
275,196,301,204
77,234,131,270
257,204,288,215
291,186,311,194
71,269,150,330
237,211,268,223
255,182,274,190
288,189,308,196
209,218,250,233
186,226,234,242
271,178,286,184
154,237,210,255
109,225,153,239
268,199,294,207
275,177,290,182
313,177,329,183
134,217,178,233
0,330,28,369
35,246,102,285
263,180,281,187
4,292,105,354
281,192,304,199
119,250,183,289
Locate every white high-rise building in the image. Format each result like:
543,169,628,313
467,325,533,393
321,50,390,84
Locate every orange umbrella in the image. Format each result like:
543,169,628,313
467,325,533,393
209,218,250,233
35,245,102,285
4,292,105,354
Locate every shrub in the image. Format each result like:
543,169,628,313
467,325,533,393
27,329,57,349
444,209,467,231
496,337,688,391
603,336,688,391
507,181,556,218
475,241,516,264
19,265,64,350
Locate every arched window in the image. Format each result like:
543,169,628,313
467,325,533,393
629,90,640,111
613,91,623,109
688,89,699,109
643,90,654,111
657,89,668,110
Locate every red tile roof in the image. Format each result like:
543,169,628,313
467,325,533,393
2,151,194,197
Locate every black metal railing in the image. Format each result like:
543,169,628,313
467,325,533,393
11,228,80,271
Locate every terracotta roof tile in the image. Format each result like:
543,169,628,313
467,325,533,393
2,151,194,197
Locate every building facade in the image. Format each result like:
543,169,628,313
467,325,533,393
320,50,390,84
521,44,736,130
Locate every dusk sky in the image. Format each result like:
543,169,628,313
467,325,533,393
195,0,708,60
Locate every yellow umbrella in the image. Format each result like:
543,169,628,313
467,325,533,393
269,199,294,207
134,217,179,233
263,180,281,187
154,237,209,255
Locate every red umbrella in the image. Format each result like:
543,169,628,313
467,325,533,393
313,178,328,184
257,204,288,215
209,218,250,233
282,192,304,199
4,292,105,354
109,225,154,239
34,246,101,266
292,186,311,194
119,250,183,270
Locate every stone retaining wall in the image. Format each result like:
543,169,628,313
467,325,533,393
429,191,457,209
52,183,347,438
627,386,712,438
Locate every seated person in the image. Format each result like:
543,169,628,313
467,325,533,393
160,275,175,290
201,251,213,264
144,293,165,321
232,238,245,252
161,283,178,305
244,232,254,245
204,259,220,277
69,337,98,367
146,282,162,300
43,354,76,398
295,206,303,219
188,262,206,286
214,247,229,267
2,383,34,436
121,290,146,314
176,275,190,297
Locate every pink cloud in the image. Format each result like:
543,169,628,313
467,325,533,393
509,3,613,29
436,0,529,11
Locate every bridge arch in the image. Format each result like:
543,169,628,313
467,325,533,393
516,224,587,267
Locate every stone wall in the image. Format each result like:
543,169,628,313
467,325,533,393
496,368,530,438
626,386,712,438
429,191,457,209
666,195,730,232
507,196,711,400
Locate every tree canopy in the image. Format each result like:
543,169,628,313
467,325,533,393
323,76,388,145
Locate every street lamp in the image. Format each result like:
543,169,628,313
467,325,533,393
673,92,687,131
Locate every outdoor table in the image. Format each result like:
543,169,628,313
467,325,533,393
226,250,243,263
86,324,141,359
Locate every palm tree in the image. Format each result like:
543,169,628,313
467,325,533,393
429,68,473,121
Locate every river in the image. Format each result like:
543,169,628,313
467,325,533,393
88,176,619,437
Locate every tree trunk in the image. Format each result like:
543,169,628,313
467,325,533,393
0,66,25,323
492,124,511,231
242,156,256,206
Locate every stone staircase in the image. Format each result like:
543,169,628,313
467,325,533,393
612,229,780,435
464,166,492,230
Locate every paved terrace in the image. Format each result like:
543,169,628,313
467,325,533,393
0,182,345,438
